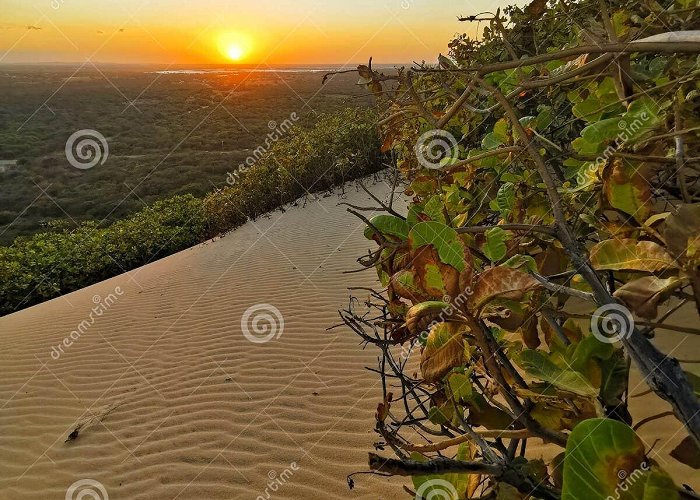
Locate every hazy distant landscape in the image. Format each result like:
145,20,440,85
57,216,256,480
0,65,372,243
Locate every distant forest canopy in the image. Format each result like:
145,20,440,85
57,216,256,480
0,107,382,315
0,67,373,244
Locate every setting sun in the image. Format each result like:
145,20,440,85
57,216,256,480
217,32,252,63
226,44,245,61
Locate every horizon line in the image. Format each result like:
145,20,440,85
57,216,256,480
0,60,421,67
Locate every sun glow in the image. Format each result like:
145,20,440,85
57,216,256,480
226,44,244,61
217,32,252,63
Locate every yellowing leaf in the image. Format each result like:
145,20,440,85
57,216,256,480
664,203,700,265
411,443,473,500
590,239,677,272
405,301,451,336
413,245,460,299
525,0,547,17
563,419,645,499
531,403,567,430
603,158,652,222
614,276,683,319
390,269,432,304
468,266,540,313
421,322,465,383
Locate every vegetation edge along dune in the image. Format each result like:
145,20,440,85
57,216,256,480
0,107,382,315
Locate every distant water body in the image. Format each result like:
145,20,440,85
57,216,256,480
150,68,335,74
148,64,400,75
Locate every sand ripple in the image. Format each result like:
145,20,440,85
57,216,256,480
0,180,400,499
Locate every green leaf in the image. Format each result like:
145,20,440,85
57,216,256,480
409,221,466,271
407,204,423,227
684,370,700,398
572,136,603,156
599,350,629,407
502,254,537,273
516,349,597,397
424,195,448,224
447,370,473,403
535,106,553,130
496,182,515,216
482,132,504,150
568,334,615,374
639,469,680,500
619,97,661,142
579,97,661,148
562,419,678,500
573,97,609,123
483,227,509,263
481,118,509,149
581,117,623,144
363,215,409,240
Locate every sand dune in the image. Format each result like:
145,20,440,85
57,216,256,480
0,177,697,500
0,179,401,499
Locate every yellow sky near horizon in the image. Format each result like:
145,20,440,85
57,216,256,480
0,0,523,65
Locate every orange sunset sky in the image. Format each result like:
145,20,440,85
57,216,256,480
0,0,522,65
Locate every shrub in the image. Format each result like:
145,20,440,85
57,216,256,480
0,107,382,315
341,0,700,497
